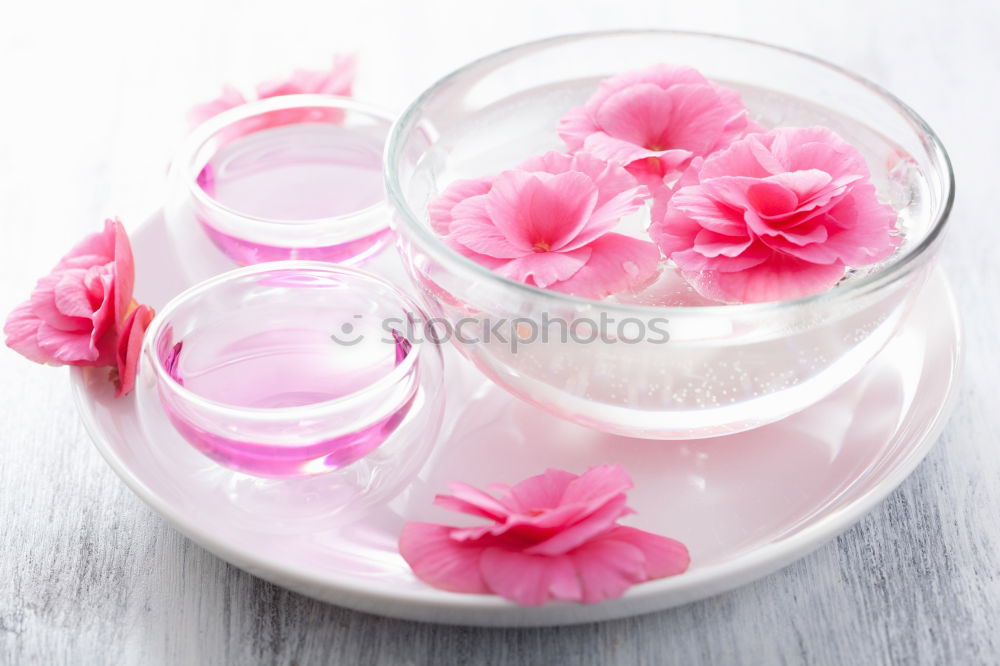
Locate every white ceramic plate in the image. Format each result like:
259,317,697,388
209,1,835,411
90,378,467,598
72,213,962,626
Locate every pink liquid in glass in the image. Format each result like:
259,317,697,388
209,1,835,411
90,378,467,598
156,297,416,478
196,123,390,264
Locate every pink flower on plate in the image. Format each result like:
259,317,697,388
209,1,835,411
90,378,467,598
4,219,153,395
187,54,356,127
650,126,901,303
5,219,134,367
558,64,757,189
399,465,690,606
435,152,661,300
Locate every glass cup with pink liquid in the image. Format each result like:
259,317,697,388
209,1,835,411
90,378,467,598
138,262,444,481
166,96,395,281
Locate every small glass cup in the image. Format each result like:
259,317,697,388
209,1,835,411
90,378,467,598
166,96,395,281
138,262,443,480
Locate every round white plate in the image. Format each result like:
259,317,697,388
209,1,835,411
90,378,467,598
72,213,962,626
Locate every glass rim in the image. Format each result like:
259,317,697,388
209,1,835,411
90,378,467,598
142,261,425,422
178,94,395,236
384,29,955,317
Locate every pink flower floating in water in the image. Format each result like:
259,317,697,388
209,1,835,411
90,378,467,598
431,151,661,299
4,219,153,395
187,54,356,126
399,465,690,606
650,126,901,303
558,64,757,189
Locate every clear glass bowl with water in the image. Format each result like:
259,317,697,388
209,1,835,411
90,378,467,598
166,96,395,282
385,31,954,439
138,262,444,479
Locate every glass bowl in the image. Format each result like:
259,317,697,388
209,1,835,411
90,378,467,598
166,95,395,282
384,30,953,439
137,261,444,479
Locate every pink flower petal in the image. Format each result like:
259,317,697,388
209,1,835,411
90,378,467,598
563,535,649,604
698,134,778,180
35,321,110,365
4,301,48,364
398,523,489,594
495,247,593,289
478,535,656,605
653,83,746,155
114,304,154,397
561,463,635,505
504,468,579,511
672,242,772,274
427,178,492,234
53,269,104,320
744,180,800,218
594,83,677,149
598,526,691,579
519,151,646,210
486,171,599,252
686,254,847,303
30,272,88,332
548,234,661,299
670,180,755,236
692,229,755,259
478,549,583,606
434,481,513,522
111,219,135,325
55,221,116,270
448,216,527,259
581,132,677,171
564,183,650,252
555,105,599,152
525,494,630,556
579,64,710,116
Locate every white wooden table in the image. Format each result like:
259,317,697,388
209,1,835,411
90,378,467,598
2,1,998,663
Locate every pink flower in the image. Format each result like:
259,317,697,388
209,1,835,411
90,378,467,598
558,64,757,188
435,152,661,299
399,465,690,606
650,126,901,303
254,54,356,99
186,85,248,127
5,219,134,367
187,55,356,127
4,219,153,395
114,304,154,397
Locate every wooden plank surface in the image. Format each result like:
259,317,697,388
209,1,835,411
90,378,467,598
1,0,998,663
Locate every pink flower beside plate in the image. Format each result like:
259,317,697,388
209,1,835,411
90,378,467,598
3,219,152,396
